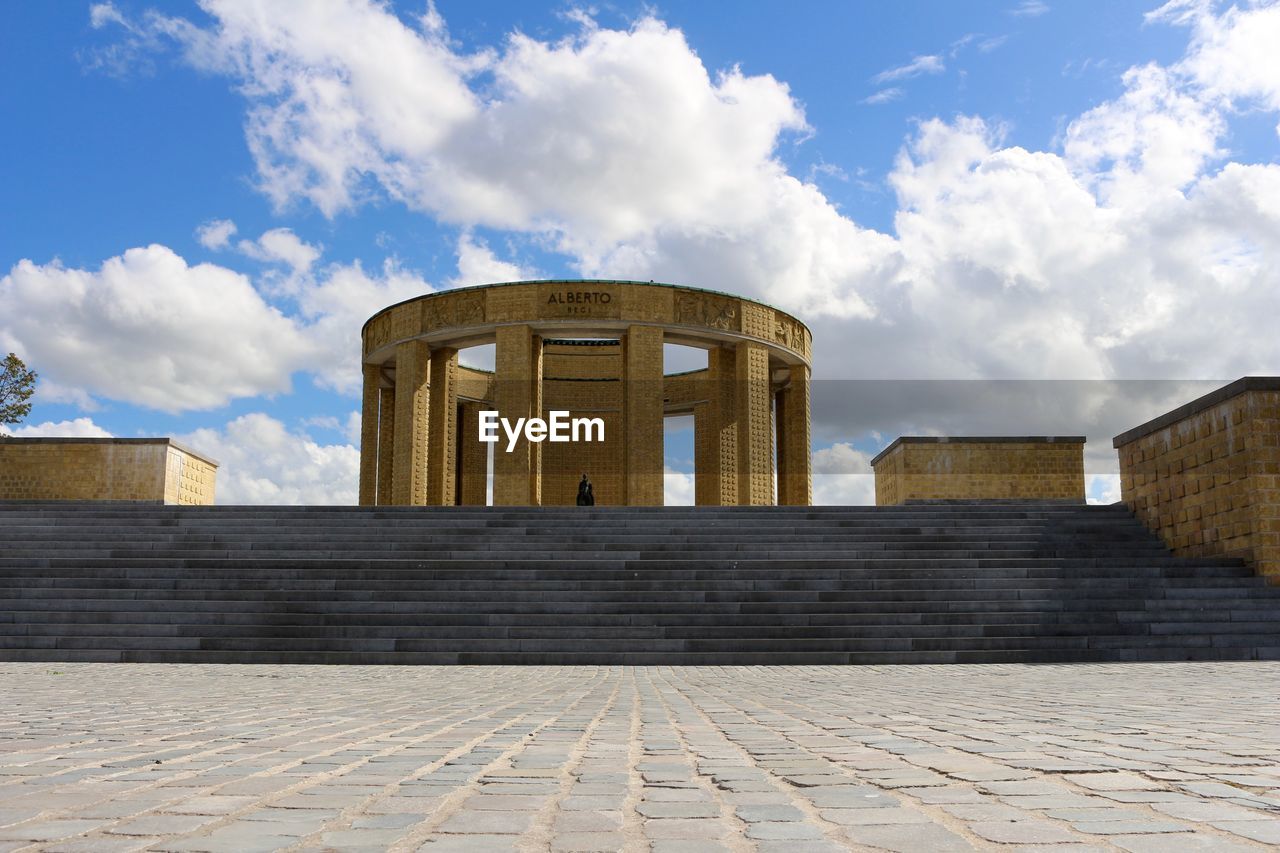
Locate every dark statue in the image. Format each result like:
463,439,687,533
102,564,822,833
576,474,595,506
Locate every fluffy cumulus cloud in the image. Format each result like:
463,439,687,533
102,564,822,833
92,0,1278,384
811,442,876,506
53,0,1280,502
0,245,318,412
0,417,113,438
181,412,359,504
450,233,534,288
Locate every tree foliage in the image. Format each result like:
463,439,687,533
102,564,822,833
0,353,37,425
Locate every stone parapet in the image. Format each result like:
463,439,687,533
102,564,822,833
1114,377,1280,579
872,437,1085,506
0,438,217,504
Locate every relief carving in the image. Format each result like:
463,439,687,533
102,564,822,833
423,301,450,331
456,292,485,325
675,292,738,331
774,317,805,352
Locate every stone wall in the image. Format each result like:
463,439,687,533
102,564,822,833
541,340,624,506
1114,378,1280,579
0,438,217,504
872,437,1085,505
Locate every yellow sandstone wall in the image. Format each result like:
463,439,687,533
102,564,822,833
0,439,217,505
541,341,624,506
1115,379,1280,579
873,438,1085,505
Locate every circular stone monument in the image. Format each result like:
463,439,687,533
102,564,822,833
359,280,811,506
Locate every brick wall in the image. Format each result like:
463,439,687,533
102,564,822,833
872,437,1085,505
0,439,217,504
1114,378,1280,579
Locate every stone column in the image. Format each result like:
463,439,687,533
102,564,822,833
624,325,664,506
457,401,489,506
529,337,543,506
426,347,459,506
777,364,812,505
697,346,738,506
376,385,396,506
775,388,787,504
358,362,381,506
493,325,540,505
693,401,714,506
392,340,430,506
736,340,773,506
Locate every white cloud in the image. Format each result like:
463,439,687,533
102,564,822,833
450,233,533,287
85,0,1280,392
0,245,319,412
1087,473,1121,505
237,227,321,274
0,417,113,438
180,413,358,504
1010,1,1050,17
664,466,695,506
862,88,904,106
195,218,237,250
811,442,876,506
1151,0,1280,135
873,54,945,84
297,258,433,394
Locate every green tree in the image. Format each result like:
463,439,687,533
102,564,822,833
0,353,37,425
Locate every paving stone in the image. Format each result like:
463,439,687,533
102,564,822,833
823,805,937,827
548,831,627,851
802,785,896,808
648,840,731,853
844,823,976,852
1071,819,1195,835
106,813,220,836
553,810,621,832
643,818,729,840
637,802,720,819
744,821,824,840
437,809,533,834
1212,820,1280,844
418,834,519,852
2,663,1280,852
969,820,1079,843
1111,834,1259,852
0,820,105,842
734,804,806,822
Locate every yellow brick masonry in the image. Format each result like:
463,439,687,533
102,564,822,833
358,281,813,507
1115,379,1280,579
0,439,217,505
872,438,1085,505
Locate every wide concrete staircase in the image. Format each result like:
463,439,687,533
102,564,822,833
1,501,1279,664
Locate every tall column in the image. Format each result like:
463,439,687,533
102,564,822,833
529,337,543,506
392,340,430,506
358,362,381,506
426,347,459,506
699,346,738,505
376,385,396,506
493,325,540,505
693,401,714,506
624,325,664,506
775,389,788,504
457,401,489,506
736,340,773,506
779,364,812,505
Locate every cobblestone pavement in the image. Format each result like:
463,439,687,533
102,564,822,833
1,664,1279,851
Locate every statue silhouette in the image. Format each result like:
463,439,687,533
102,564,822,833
576,474,595,506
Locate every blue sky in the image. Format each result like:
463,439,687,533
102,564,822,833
2,0,1278,504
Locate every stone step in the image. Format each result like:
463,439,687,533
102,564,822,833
1,501,1275,665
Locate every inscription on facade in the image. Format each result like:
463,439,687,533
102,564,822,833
544,290,614,316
